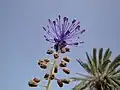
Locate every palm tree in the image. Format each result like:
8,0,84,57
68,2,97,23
71,48,120,90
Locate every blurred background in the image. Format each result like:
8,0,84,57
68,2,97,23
0,0,120,90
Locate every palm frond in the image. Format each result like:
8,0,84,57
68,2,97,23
109,79,120,90
70,77,89,81
103,48,112,62
93,48,97,69
73,48,120,90
76,73,94,80
86,52,96,75
112,79,120,86
112,69,120,75
72,80,87,90
110,78,120,90
76,59,92,74
86,52,92,67
108,55,120,74
80,81,91,90
110,73,120,79
73,81,91,90
98,48,103,67
101,59,111,73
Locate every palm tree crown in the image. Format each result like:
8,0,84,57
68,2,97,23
71,48,120,90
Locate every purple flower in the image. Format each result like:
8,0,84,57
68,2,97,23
43,15,85,51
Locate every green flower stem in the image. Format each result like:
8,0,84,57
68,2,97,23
46,53,59,90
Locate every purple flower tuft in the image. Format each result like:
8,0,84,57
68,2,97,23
43,15,85,51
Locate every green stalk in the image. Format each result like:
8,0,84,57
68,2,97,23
46,54,58,90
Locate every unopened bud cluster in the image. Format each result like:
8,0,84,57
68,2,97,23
28,78,40,87
38,59,50,69
28,47,72,88
57,79,71,87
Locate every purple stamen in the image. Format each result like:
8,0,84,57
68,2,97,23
43,15,85,51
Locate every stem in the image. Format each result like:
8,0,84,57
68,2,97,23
46,53,59,90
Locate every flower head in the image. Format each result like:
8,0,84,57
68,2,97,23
43,15,85,51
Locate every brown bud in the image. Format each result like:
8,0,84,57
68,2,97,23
61,79,70,84
38,60,44,65
62,68,70,74
47,49,54,54
50,74,55,80
40,63,47,69
44,59,50,64
65,47,70,52
28,80,38,87
60,47,66,53
63,57,70,63
33,78,40,83
54,53,59,59
57,79,63,87
59,60,67,67
54,66,58,73
44,73,49,80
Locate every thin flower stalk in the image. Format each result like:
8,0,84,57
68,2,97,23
46,52,59,90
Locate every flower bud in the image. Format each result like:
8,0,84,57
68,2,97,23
28,80,38,87
47,49,54,54
44,73,49,80
59,60,67,67
44,59,50,64
50,74,55,80
62,68,70,74
33,78,40,83
65,47,70,52
38,60,44,65
57,79,63,87
61,79,70,84
40,63,47,69
60,47,66,53
54,53,59,59
63,57,70,63
54,66,58,73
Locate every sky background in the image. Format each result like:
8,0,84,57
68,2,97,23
0,0,120,90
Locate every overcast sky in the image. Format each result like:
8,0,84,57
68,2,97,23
0,0,120,90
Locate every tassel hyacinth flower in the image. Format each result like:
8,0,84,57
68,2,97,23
28,15,86,90
43,15,85,51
